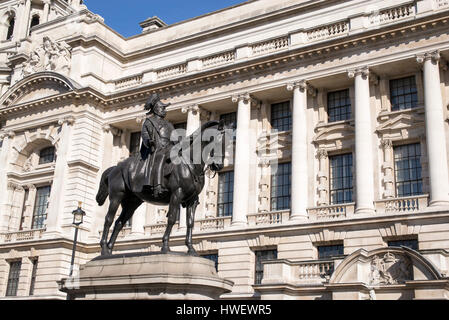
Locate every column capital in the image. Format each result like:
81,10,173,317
26,184,36,191
43,0,51,5
287,80,316,96
231,93,258,105
416,50,440,64
381,139,393,150
58,116,75,126
136,115,146,124
348,66,370,79
317,148,328,159
102,124,122,137
7,182,20,190
0,130,15,139
181,104,200,115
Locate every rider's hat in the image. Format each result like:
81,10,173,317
144,93,170,114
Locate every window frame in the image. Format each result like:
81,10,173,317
38,146,56,165
327,88,352,123
270,162,291,211
329,152,353,205
31,185,51,230
129,131,141,157
217,170,234,217
6,260,22,297
270,101,292,132
254,249,278,285
389,75,419,112
317,243,345,260
393,142,423,198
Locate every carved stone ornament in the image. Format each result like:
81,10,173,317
21,36,72,79
369,252,412,285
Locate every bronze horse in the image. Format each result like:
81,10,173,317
95,120,229,256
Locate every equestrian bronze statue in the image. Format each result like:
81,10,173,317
96,94,230,256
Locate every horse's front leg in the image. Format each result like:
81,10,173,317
162,189,182,254
186,197,199,256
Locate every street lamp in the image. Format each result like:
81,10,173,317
69,202,85,277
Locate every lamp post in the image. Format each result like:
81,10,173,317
69,202,85,277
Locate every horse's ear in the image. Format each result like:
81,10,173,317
218,119,225,130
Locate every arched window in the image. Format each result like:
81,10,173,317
39,146,56,165
29,15,40,35
6,16,15,40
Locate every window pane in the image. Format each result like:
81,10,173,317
390,76,418,111
255,250,277,284
201,254,219,272
388,239,418,250
32,186,51,229
217,171,234,217
318,245,344,259
329,154,353,204
271,101,292,132
328,89,351,122
39,147,56,165
271,163,291,211
394,144,422,197
6,261,22,296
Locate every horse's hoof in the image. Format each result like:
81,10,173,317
161,247,171,254
187,249,199,257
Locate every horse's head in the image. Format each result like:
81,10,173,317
205,119,232,173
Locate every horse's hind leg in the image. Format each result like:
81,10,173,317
186,197,199,256
100,198,121,256
162,188,183,254
107,197,142,254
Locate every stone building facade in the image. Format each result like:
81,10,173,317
0,0,449,300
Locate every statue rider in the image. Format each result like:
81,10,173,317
139,93,175,198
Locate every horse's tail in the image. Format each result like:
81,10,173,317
96,166,114,206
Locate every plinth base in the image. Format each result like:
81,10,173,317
58,252,234,300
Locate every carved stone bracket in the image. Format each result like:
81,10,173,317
181,104,200,115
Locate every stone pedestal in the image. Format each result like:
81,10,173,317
58,253,234,300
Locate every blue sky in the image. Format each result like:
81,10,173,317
83,0,248,38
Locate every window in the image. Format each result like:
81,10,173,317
201,254,218,272
318,244,344,259
271,162,291,211
329,153,353,204
220,112,237,129
255,250,277,285
6,17,15,40
129,132,141,157
388,239,418,250
32,186,51,229
390,76,418,111
6,261,21,296
39,146,55,165
271,101,292,132
328,89,351,122
394,143,422,197
29,259,38,296
217,171,234,217
29,15,40,35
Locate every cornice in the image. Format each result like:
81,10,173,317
1,11,449,118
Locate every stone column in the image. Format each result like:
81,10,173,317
381,139,394,198
231,93,253,226
179,104,201,230
0,131,15,232
317,149,329,206
18,0,32,39
287,81,314,220
45,116,75,236
417,51,449,207
348,67,375,214
43,0,51,23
